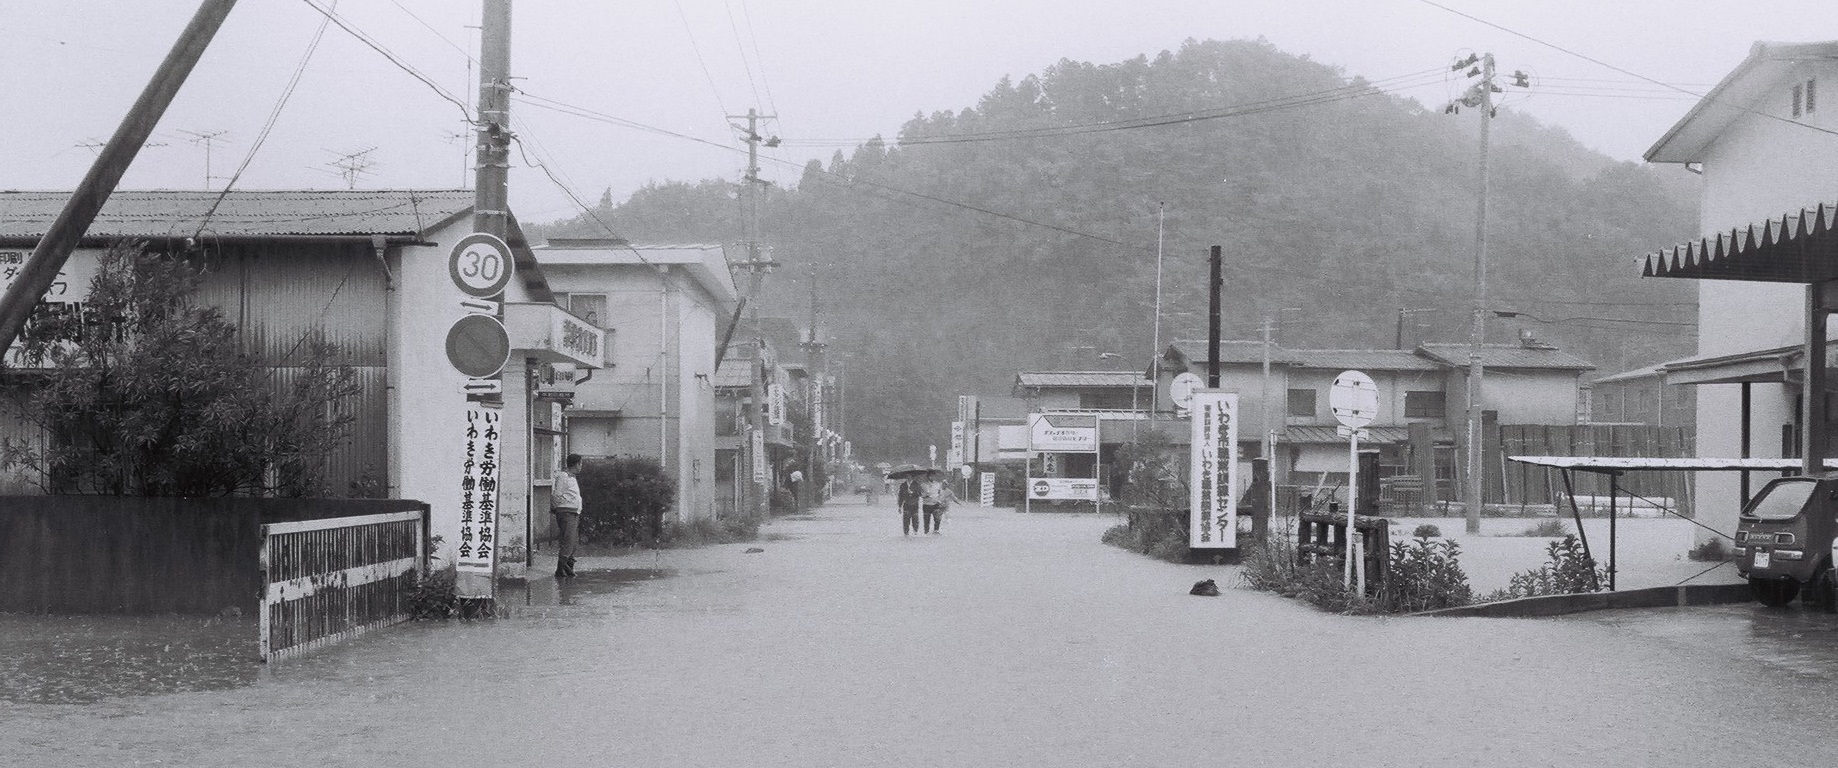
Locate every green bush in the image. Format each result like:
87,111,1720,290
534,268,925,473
1517,518,1569,538
1412,523,1442,538
1495,535,1605,599
1376,537,1473,612
1688,537,1731,562
407,566,459,620
1101,506,1189,563
577,455,676,546
659,514,761,547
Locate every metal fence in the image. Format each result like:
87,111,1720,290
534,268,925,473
259,510,426,662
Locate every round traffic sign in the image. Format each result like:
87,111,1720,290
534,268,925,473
445,314,510,378
1032,480,1050,497
1169,371,1203,409
1329,370,1379,428
448,233,515,298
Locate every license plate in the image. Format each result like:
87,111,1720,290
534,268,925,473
1754,549,1772,569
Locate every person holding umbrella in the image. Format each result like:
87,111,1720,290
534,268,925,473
918,468,955,534
888,464,926,535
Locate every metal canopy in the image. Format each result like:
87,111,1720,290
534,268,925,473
1643,201,1838,284
1509,456,1838,473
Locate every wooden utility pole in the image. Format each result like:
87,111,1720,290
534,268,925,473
1462,52,1496,536
473,0,513,240
802,263,826,513
0,0,239,353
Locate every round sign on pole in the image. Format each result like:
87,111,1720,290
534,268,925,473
448,233,515,298
446,314,511,378
1169,371,1203,410
1329,370,1379,428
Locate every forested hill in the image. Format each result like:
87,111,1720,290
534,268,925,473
538,38,1700,461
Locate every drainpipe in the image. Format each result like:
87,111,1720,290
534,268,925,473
372,235,400,500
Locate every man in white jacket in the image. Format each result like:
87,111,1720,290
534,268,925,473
551,454,584,578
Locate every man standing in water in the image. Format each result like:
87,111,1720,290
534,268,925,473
551,453,584,578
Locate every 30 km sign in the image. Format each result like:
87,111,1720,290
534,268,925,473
449,233,515,298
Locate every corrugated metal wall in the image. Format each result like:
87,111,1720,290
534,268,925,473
196,243,390,495
195,242,386,367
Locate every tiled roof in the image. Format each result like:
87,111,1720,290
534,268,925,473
1417,343,1594,371
0,190,474,239
1015,371,1151,388
1172,341,1441,370
711,364,752,389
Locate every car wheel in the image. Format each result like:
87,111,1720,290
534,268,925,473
1749,577,1800,607
1812,568,1838,614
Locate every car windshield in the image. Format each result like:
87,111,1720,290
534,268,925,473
1745,478,1818,520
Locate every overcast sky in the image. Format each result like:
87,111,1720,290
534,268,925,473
10,1,1834,225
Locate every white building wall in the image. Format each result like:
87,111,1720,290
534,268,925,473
1691,61,1838,546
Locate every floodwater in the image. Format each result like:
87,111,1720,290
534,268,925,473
6,500,1838,767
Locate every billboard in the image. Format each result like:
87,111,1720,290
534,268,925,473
1028,412,1098,453
1028,477,1099,501
1188,391,1240,549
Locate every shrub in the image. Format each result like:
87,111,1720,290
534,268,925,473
407,566,459,620
1376,537,1473,612
1101,506,1189,563
1689,537,1731,562
577,455,676,546
1496,535,1605,599
1518,518,1570,538
769,488,797,516
1412,523,1442,538
659,514,761,548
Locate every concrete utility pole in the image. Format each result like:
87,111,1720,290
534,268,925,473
802,263,827,513
472,0,513,240
0,0,239,353
1460,52,1496,536
733,108,780,518
1207,245,1223,387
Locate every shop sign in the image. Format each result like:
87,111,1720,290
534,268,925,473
1189,390,1239,549
456,406,502,592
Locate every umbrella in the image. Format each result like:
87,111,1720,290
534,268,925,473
886,464,928,480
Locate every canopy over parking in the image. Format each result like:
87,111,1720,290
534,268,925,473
1506,456,1838,591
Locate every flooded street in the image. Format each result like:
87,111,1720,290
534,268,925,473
8,499,1838,767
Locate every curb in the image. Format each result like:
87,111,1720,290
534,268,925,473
1413,582,1752,618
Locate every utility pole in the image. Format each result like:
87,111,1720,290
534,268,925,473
1447,53,1529,534
802,263,827,513
1260,314,1274,471
0,0,239,353
1149,202,1165,416
472,0,512,240
733,108,780,519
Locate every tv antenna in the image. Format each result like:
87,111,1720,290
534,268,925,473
178,129,230,190
323,147,379,189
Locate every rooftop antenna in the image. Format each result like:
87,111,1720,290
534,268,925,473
178,129,230,190
324,147,378,189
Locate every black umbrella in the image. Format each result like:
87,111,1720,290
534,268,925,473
886,464,928,480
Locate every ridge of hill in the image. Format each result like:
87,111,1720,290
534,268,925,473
538,38,1700,458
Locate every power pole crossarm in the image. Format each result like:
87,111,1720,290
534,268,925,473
0,0,239,354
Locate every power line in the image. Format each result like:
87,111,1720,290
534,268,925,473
299,0,473,123
1415,0,1838,141
675,0,732,119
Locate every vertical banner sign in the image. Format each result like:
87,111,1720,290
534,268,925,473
1189,391,1240,549
457,406,503,588
751,428,767,483
980,471,995,507
769,378,786,426
948,421,965,468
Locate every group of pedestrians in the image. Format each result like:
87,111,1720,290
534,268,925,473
894,467,954,535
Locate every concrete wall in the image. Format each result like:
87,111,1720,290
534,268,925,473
0,497,428,614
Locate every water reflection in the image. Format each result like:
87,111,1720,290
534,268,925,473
0,614,257,704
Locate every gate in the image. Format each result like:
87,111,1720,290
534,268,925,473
259,510,426,662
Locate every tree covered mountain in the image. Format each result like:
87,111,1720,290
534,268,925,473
538,38,1700,460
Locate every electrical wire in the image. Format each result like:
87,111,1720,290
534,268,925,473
676,0,732,120
299,0,474,123
1415,0,1838,141
192,1,338,240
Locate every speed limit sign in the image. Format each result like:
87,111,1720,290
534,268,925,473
448,233,515,298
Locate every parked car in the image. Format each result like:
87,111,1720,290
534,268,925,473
1735,474,1838,610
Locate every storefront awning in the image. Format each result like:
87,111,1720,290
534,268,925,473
1643,201,1838,283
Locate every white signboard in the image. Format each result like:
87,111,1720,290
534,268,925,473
0,248,98,304
456,406,503,591
980,472,995,506
751,428,767,482
948,420,965,468
1189,390,1240,549
1169,371,1202,412
768,379,785,426
1028,477,1099,501
1029,413,1098,453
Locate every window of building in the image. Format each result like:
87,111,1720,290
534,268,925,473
1404,390,1445,418
1286,388,1317,418
1808,78,1818,114
553,292,608,328
1794,83,1804,117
